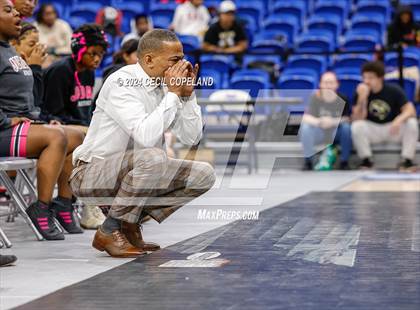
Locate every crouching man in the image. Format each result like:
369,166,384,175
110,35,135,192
69,30,216,258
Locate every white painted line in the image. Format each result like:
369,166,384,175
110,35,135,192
412,215,420,252
170,223,237,254
44,259,90,262
273,217,317,250
274,217,361,267
159,259,229,268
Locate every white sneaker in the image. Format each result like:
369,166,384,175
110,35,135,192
80,205,106,229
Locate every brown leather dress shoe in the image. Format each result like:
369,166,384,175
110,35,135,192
92,227,147,258
121,222,161,252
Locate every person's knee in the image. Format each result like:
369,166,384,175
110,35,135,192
47,127,68,151
70,128,85,146
190,162,216,191
299,123,314,136
351,120,367,137
299,123,318,142
135,148,168,177
403,118,419,136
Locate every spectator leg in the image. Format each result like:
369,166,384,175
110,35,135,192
26,125,68,204
56,127,85,200
299,123,325,159
400,118,419,160
335,123,352,162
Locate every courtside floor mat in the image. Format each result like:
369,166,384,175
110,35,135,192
15,192,420,310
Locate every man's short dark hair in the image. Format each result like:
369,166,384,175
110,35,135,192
138,29,179,56
362,61,386,78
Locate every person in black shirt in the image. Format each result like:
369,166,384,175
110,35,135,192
202,0,247,55
300,72,352,170
387,5,420,48
43,24,109,129
352,61,419,171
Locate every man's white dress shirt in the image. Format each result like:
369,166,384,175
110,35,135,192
72,63,203,165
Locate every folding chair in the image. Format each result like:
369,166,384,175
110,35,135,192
0,158,44,247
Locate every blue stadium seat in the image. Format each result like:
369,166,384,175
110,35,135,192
307,14,342,38
69,16,89,30
334,67,362,75
356,1,391,21
76,0,110,6
150,2,176,26
199,69,223,89
342,30,379,52
296,33,335,53
102,55,113,69
69,2,102,23
236,2,265,30
151,15,172,29
149,1,178,12
250,31,287,54
243,54,282,70
386,78,417,103
282,68,319,83
351,13,385,37
238,15,258,33
272,1,306,26
230,76,271,98
48,0,72,8
317,0,351,11
314,1,348,21
111,2,144,34
385,52,420,68
232,69,271,83
277,75,317,90
336,74,362,105
287,54,327,75
204,0,222,10
263,14,299,44
333,53,373,71
178,35,200,53
200,55,235,89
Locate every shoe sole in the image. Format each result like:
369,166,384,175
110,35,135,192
92,239,147,258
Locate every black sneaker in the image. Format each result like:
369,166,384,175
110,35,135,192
359,158,374,169
51,197,83,234
339,161,351,170
302,159,313,171
26,201,64,240
398,159,417,172
0,254,17,267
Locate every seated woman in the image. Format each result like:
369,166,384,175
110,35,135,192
34,3,72,55
0,0,84,240
299,72,352,170
43,24,109,131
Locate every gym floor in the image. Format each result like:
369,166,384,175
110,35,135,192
1,171,419,310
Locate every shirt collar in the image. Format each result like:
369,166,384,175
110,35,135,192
135,62,160,93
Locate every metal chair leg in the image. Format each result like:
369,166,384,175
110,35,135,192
0,171,43,241
0,225,12,248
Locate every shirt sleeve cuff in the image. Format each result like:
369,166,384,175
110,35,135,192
164,92,182,110
179,93,201,117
